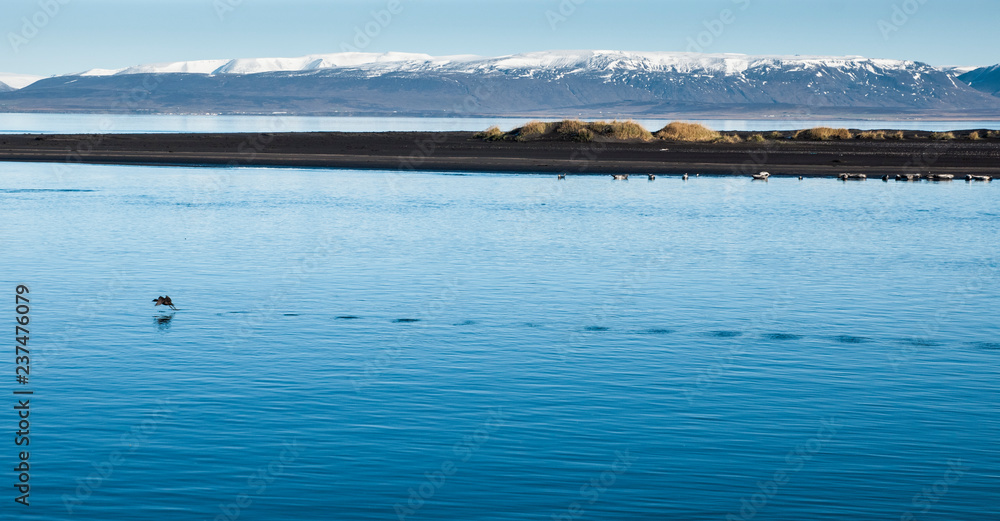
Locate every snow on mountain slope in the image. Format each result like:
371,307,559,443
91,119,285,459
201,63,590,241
0,73,46,89
939,65,981,76
79,68,126,76
67,50,925,79
213,52,467,74
471,50,915,76
74,52,477,77
120,59,231,75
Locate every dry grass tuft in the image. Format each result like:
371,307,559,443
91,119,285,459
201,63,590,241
655,121,721,142
858,131,887,140
988,130,1000,138
969,131,982,140
556,119,588,137
575,128,595,142
768,131,785,139
474,125,506,141
515,120,558,140
475,119,652,142
585,120,653,141
886,130,905,140
716,134,743,144
748,133,766,143
930,132,956,140
794,127,853,140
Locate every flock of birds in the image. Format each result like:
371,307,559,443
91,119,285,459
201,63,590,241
598,173,691,181
555,172,994,182
152,168,992,314
841,173,993,182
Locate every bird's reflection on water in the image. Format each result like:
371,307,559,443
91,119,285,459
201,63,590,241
154,313,175,331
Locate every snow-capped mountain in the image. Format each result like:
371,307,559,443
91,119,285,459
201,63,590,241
65,50,949,79
2,50,998,117
938,65,981,77
0,73,45,90
72,52,482,77
960,65,1000,97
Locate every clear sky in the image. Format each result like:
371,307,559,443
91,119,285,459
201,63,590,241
2,0,997,76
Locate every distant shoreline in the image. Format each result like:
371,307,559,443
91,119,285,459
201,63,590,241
4,110,1000,122
1,130,998,177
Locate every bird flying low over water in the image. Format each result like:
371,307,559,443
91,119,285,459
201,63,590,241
153,296,177,310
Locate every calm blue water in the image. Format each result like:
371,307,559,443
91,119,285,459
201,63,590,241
2,162,999,520
1,113,998,134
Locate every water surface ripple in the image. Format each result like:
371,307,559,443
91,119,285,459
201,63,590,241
2,163,997,520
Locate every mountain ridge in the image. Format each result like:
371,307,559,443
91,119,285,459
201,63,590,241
59,50,955,77
2,50,999,118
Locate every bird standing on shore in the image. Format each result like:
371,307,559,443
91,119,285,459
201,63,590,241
153,296,177,310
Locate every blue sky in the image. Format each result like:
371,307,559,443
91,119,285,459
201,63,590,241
2,0,997,76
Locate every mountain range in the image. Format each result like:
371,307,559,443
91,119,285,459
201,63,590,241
1,50,999,118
